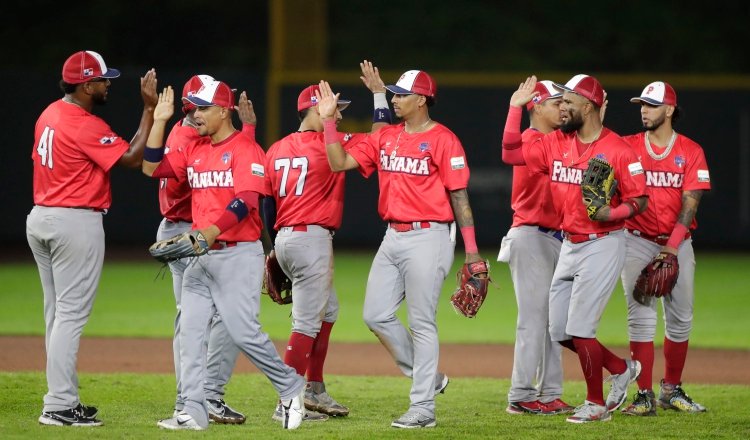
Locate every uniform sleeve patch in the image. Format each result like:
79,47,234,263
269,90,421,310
450,156,466,170
251,163,265,177
697,169,710,182
628,162,644,175
99,136,118,144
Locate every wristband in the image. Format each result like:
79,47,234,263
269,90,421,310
666,222,690,249
143,146,165,162
373,92,388,109
324,119,338,145
373,108,392,124
606,203,632,221
460,226,479,254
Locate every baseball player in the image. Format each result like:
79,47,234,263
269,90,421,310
619,82,710,416
264,61,391,422
155,74,259,424
142,80,306,431
502,74,648,423
498,78,574,415
319,69,482,429
27,51,157,427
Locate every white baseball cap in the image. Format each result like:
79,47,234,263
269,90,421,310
630,81,677,106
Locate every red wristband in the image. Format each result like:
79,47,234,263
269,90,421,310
460,226,479,254
666,223,690,249
324,119,338,145
607,203,632,221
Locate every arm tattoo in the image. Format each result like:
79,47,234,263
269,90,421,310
677,189,703,227
449,189,475,228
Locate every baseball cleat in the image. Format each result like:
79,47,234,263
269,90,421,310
605,359,641,412
273,402,329,422
506,400,543,415
538,399,575,415
391,410,436,429
621,389,657,416
434,372,450,395
207,398,246,424
156,411,204,430
566,401,612,423
657,381,707,413
305,381,349,416
38,404,103,427
280,387,306,429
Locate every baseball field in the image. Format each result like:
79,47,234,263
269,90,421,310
1,250,749,438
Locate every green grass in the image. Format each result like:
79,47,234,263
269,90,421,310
2,372,749,439
2,251,749,348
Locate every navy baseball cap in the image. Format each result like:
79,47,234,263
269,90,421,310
62,51,121,84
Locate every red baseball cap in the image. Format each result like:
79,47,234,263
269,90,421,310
554,74,605,107
181,75,215,114
182,79,235,109
630,81,677,106
62,50,121,84
297,85,351,112
526,80,563,110
385,70,437,98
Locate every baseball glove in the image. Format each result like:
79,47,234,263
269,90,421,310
262,251,292,305
450,259,490,318
633,252,679,306
581,157,618,220
149,230,209,264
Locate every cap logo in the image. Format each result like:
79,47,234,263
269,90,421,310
532,95,542,104
311,96,318,105
83,68,93,77
646,85,654,94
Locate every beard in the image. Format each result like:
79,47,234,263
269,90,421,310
642,113,665,130
560,113,583,133
92,91,107,106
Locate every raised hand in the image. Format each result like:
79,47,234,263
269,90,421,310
315,80,339,120
360,59,386,94
236,91,257,125
141,68,158,109
510,75,539,108
154,86,174,122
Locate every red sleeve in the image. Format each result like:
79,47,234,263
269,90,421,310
347,130,382,178
434,130,470,191
615,146,647,200
77,117,129,172
522,137,549,175
682,141,711,191
232,140,268,195
151,155,177,178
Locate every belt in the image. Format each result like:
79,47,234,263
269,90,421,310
563,231,610,244
389,221,431,232
210,241,237,250
627,229,691,246
537,226,564,242
40,205,106,213
281,225,334,233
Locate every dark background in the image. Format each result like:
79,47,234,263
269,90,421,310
4,1,749,253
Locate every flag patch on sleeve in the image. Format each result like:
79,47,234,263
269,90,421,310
628,162,644,175
251,163,265,177
697,169,710,182
450,156,466,170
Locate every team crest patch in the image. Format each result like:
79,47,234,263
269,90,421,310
450,156,465,170
99,136,117,144
83,68,93,77
221,152,231,164
419,142,430,152
595,153,606,160
674,155,686,168
343,133,353,142
251,163,265,177
697,169,710,182
628,162,644,175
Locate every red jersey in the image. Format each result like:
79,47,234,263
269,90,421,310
525,128,647,234
623,132,711,235
163,131,268,242
159,120,199,222
510,128,563,229
348,122,470,222
31,99,129,209
264,131,367,230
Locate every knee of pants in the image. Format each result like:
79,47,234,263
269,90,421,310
363,309,394,332
627,316,658,341
665,322,692,342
